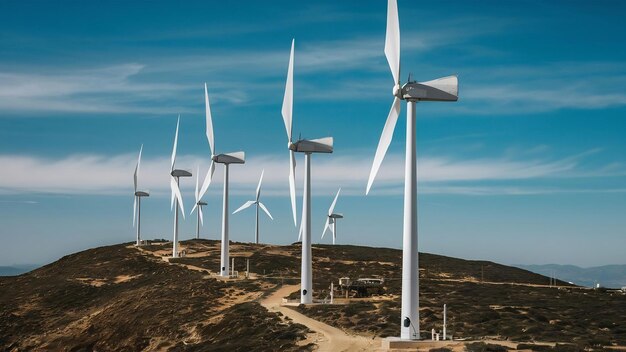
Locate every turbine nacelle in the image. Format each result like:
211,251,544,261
135,191,150,197
400,75,458,102
171,169,192,178
197,201,207,206
329,213,344,219
212,151,245,164
290,137,334,154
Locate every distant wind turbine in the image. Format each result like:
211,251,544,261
198,84,245,277
281,39,334,304
366,0,459,340
190,166,207,239
321,188,343,245
133,144,149,246
233,170,273,244
170,116,192,258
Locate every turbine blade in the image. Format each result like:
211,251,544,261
195,165,200,202
134,144,143,192
258,202,273,220
205,83,215,155
321,217,330,239
133,196,137,227
170,177,176,210
198,161,215,201
199,205,204,226
328,188,341,216
256,169,264,202
190,203,198,215
171,116,179,171
288,150,297,226
366,97,401,195
173,177,185,218
233,200,255,215
385,0,401,84
282,39,294,142
298,220,303,242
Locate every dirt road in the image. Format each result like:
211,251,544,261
261,284,379,352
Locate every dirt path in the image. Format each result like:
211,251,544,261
261,284,379,352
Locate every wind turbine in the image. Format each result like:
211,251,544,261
366,0,458,340
198,83,245,277
321,188,343,245
281,39,334,304
133,144,149,246
190,166,207,239
170,116,192,258
232,170,273,244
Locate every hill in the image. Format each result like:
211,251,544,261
1,239,625,351
0,264,40,277
517,264,626,289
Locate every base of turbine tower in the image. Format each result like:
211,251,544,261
381,337,453,350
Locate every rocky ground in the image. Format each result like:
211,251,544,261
1,239,625,351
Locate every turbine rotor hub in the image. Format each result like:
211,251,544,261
392,84,402,98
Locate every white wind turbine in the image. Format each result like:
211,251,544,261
133,144,150,246
190,166,207,239
366,0,459,340
321,188,343,245
281,39,334,304
232,170,274,244
198,83,245,277
170,116,192,258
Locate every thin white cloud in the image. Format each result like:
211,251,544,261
0,149,620,197
459,62,626,114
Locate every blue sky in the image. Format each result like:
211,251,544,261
1,0,625,268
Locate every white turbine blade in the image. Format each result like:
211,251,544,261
170,177,177,210
190,202,198,215
288,150,297,226
173,178,185,218
256,169,264,202
281,39,294,142
366,97,401,195
133,196,137,227
298,220,303,242
321,217,330,239
233,200,255,215
258,202,273,220
199,206,204,226
134,144,143,192
328,188,341,216
195,165,200,202
204,83,215,155
198,161,215,200
171,116,179,171
385,0,401,84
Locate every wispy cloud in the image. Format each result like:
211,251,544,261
460,62,626,114
0,148,620,197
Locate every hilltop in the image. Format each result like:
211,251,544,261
517,264,626,289
1,239,625,351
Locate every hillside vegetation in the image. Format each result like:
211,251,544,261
1,239,625,351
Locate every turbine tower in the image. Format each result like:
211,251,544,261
321,188,343,245
366,0,459,340
170,116,192,258
190,166,207,239
133,144,150,246
281,39,334,304
198,84,245,277
233,170,274,244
